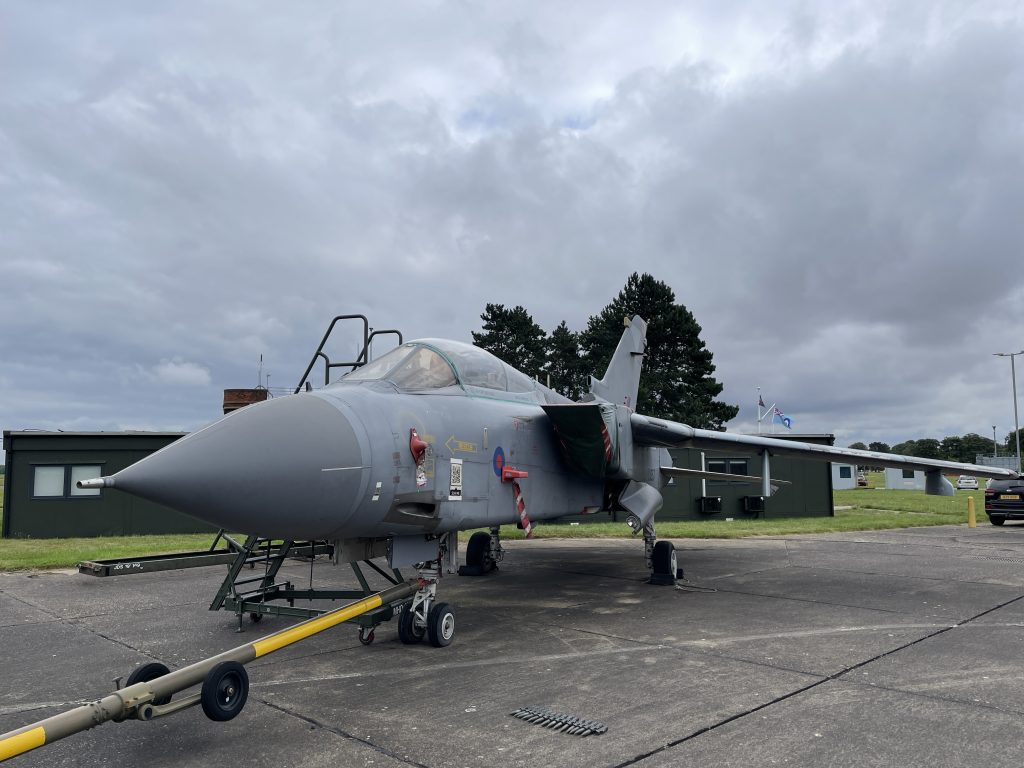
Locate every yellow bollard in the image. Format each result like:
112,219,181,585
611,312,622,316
968,496,977,528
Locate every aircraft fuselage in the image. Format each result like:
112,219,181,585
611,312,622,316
307,382,606,539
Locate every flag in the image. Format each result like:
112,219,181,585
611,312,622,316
772,406,792,430
758,394,765,408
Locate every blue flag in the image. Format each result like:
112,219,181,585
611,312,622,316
772,407,792,430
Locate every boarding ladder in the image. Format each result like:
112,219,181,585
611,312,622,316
209,534,407,637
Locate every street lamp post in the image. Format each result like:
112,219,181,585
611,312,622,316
993,426,998,457
994,351,1024,471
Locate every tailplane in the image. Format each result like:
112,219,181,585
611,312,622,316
588,315,647,409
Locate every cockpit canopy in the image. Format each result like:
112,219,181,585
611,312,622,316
341,339,539,396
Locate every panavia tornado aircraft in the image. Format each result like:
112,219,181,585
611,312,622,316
81,316,1018,646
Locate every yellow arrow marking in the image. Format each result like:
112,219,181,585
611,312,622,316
445,435,477,454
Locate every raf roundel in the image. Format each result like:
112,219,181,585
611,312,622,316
492,446,505,477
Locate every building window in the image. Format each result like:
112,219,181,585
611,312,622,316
69,465,102,497
31,465,102,498
707,459,749,485
839,466,852,479
902,469,915,479
33,466,65,497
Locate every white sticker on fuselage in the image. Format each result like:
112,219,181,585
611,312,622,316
448,458,463,501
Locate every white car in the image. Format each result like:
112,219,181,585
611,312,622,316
956,475,978,490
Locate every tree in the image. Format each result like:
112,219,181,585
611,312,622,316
471,304,547,377
579,273,738,429
868,441,890,453
913,438,941,459
940,436,964,462
960,433,993,462
545,321,586,400
1002,429,1024,458
848,442,867,450
891,440,917,456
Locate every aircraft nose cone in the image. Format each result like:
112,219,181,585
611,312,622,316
111,394,366,538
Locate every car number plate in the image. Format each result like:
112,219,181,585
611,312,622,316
1001,494,1021,500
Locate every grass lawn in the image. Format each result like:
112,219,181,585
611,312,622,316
0,474,987,570
0,533,232,570
0,475,229,569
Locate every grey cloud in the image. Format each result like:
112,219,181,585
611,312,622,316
1,1,1022,452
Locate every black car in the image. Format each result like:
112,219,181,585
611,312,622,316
984,478,1024,525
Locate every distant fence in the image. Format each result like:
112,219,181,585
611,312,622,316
975,455,1020,471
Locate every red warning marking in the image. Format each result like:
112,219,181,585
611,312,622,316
513,479,533,539
600,424,612,463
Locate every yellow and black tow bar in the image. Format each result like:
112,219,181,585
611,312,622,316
0,580,416,763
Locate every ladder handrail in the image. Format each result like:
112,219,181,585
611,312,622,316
293,315,405,393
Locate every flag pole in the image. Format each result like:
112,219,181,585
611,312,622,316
757,387,762,434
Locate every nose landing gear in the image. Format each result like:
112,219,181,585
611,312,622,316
398,533,458,647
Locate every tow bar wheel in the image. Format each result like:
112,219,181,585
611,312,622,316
125,662,172,707
201,661,249,721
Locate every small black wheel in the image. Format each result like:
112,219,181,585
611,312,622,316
359,627,375,645
201,661,249,722
125,661,172,706
397,603,425,644
427,602,456,648
249,612,263,623
466,531,492,571
990,515,1006,526
652,540,677,577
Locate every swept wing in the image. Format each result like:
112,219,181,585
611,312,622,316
630,412,1018,486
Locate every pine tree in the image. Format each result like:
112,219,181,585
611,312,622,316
579,273,738,429
545,321,586,399
471,304,547,377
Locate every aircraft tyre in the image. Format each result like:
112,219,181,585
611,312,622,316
427,602,456,647
990,515,1006,526
125,662,173,707
650,541,677,586
466,531,492,572
398,603,425,644
201,661,249,722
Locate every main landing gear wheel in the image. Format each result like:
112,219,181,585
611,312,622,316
459,531,494,576
650,540,678,586
125,661,172,706
467,531,492,569
427,602,456,647
201,661,249,722
398,603,426,644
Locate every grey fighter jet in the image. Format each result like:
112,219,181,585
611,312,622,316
80,317,1018,646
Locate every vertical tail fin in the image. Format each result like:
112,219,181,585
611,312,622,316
588,316,647,408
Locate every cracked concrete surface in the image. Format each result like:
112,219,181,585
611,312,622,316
3,525,1024,767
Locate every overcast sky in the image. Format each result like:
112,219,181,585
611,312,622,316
2,1,1023,456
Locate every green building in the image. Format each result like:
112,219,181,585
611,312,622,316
659,434,836,520
560,433,835,524
2,431,217,538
